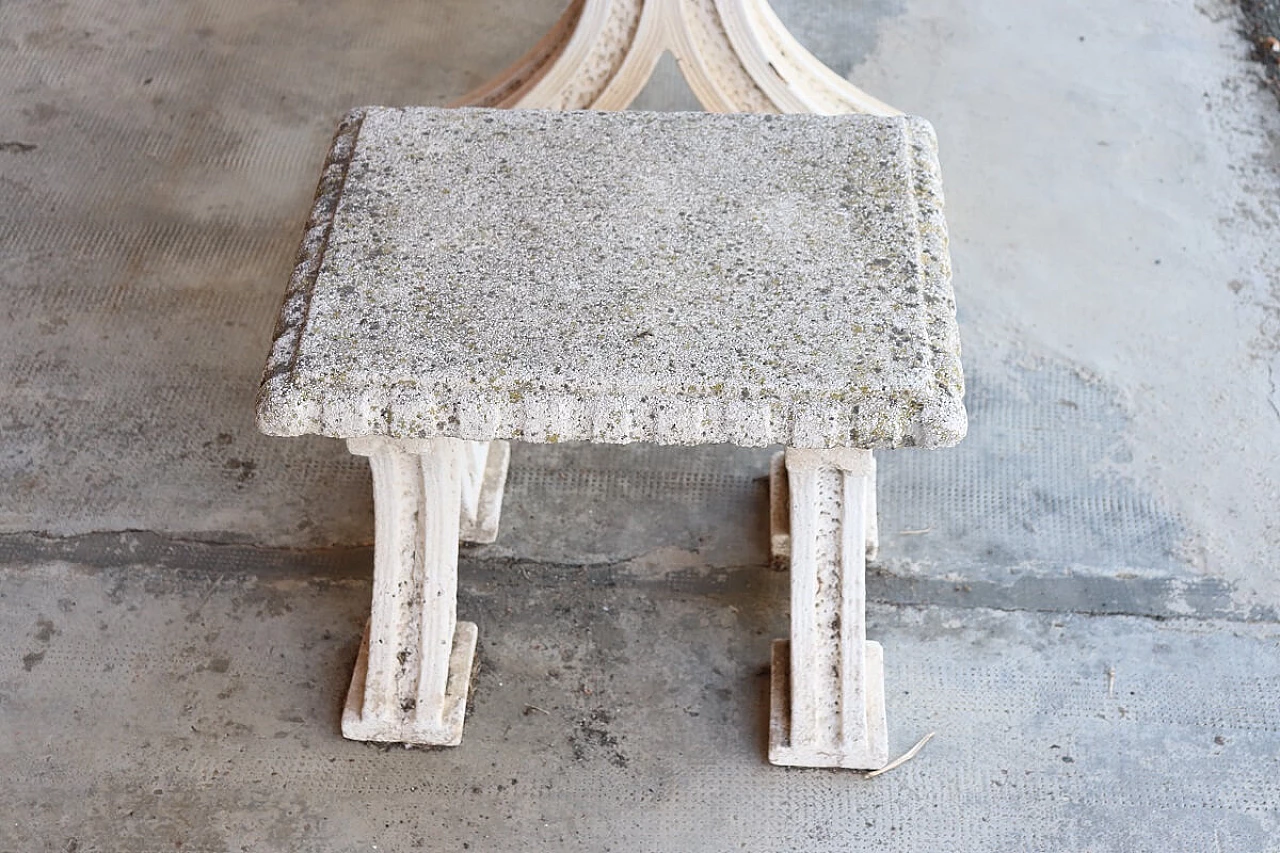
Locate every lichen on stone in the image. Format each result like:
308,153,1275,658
257,107,967,450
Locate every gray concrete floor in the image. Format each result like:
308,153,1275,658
3,0,1280,850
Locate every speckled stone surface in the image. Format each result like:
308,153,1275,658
257,107,965,449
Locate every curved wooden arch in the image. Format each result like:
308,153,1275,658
454,0,899,115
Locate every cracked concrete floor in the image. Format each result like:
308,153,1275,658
3,0,1280,850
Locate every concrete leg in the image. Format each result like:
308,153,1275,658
769,447,889,770
864,452,879,561
340,436,507,745
459,440,510,544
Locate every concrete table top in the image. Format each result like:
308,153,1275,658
257,107,965,449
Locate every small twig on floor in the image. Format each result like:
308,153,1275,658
524,704,551,716
898,527,932,536
864,732,935,779
1106,666,1116,697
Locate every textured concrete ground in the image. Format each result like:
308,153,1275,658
2,0,1280,850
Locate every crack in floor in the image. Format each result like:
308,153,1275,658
1,530,1271,626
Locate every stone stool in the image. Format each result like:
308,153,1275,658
257,106,966,769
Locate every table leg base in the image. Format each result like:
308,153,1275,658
768,638,889,770
341,620,478,746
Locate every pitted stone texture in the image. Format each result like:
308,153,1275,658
258,107,965,449
769,447,887,769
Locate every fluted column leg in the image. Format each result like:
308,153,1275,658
340,436,507,745
769,447,888,769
